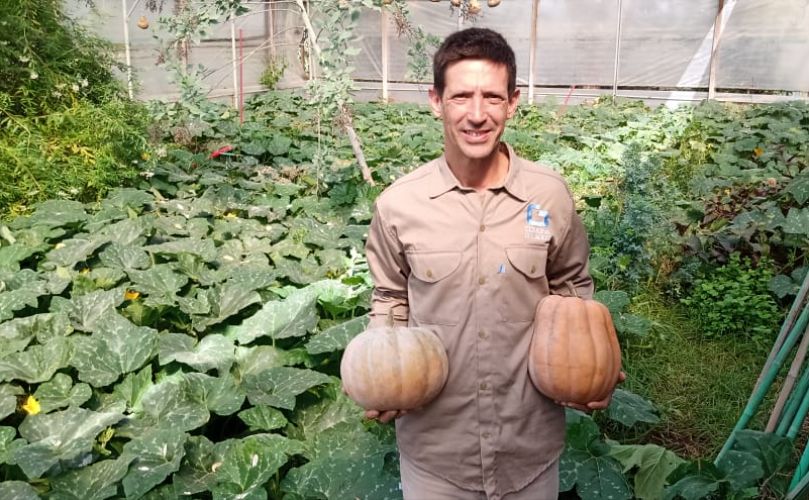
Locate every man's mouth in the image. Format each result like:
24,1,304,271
463,129,490,142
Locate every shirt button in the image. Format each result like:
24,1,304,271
480,382,488,390
479,224,485,232
426,269,433,278
478,277,486,285
482,432,491,439
478,330,487,339
530,265,536,273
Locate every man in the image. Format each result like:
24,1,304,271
364,28,620,499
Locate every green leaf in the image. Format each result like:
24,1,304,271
226,287,318,345
49,456,132,500
108,365,153,413
238,406,288,431
783,207,809,235
614,313,651,337
731,429,791,477
103,188,155,210
606,389,660,427
158,333,235,373
609,443,685,500
143,238,217,262
306,315,368,354
786,171,809,204
127,265,188,307
0,426,25,466
24,200,88,228
0,337,74,384
71,312,157,387
194,282,262,330
122,428,188,500
123,375,209,434
281,422,399,500
212,434,303,500
183,372,245,416
716,450,762,491
234,345,305,379
171,436,221,497
267,135,293,156
0,481,40,500
0,281,48,322
663,460,724,500
46,238,106,268
99,243,151,271
13,407,124,478
52,287,125,332
243,367,331,410
33,373,92,413
575,455,632,500
288,386,363,442
0,385,23,421
0,313,67,355
593,290,630,313
0,244,35,272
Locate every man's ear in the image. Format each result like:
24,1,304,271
507,88,520,119
428,87,442,118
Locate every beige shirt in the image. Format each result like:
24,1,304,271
365,143,593,499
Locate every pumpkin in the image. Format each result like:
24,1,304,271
488,0,501,6
528,295,621,405
467,0,481,14
341,323,449,411
137,15,149,30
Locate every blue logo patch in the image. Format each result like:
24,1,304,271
526,203,550,228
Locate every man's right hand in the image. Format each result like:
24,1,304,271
364,410,408,423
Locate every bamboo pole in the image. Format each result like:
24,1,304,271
787,459,809,499
786,378,809,440
754,270,809,395
122,0,134,99
231,13,239,107
708,0,725,100
381,8,389,103
715,305,809,463
611,0,623,99
527,0,540,104
776,366,809,436
767,319,809,431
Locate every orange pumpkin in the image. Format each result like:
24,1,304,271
528,295,621,405
341,324,449,411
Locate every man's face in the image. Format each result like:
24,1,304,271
429,59,519,166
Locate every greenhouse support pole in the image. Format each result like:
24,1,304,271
239,28,245,123
767,319,809,432
527,0,540,104
708,0,725,100
230,13,239,107
265,0,276,61
381,8,389,102
122,0,134,99
611,0,624,99
776,365,809,436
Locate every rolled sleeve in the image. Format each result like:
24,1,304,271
547,201,594,300
365,202,410,328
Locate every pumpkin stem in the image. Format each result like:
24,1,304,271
565,281,579,298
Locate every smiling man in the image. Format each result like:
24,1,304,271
364,28,616,500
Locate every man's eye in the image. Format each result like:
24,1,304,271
488,97,505,105
451,96,468,103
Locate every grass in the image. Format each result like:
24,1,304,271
613,290,776,459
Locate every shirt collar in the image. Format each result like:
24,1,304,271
428,143,529,202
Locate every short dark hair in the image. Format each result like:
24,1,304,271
432,27,517,97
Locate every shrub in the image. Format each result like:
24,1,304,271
680,253,782,346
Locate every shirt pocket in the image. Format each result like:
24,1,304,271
406,251,463,325
497,245,550,323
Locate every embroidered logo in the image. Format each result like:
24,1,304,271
525,203,553,242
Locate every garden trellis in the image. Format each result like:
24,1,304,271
81,0,809,106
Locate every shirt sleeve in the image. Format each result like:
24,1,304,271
365,201,410,328
546,198,594,300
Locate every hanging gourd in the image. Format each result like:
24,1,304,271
137,16,149,30
488,0,502,6
528,295,622,405
467,0,481,14
341,319,449,411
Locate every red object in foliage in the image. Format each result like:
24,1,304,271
210,145,234,159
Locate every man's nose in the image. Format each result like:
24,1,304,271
467,97,486,122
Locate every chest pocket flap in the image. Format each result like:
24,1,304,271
407,251,461,283
506,246,547,279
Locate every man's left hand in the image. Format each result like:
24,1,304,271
556,371,626,412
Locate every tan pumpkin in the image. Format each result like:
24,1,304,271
467,0,482,14
137,15,149,30
341,323,449,411
528,295,621,405
488,0,502,6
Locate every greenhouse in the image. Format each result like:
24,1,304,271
1,0,809,499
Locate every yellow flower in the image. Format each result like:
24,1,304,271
124,289,141,301
21,395,40,415
753,147,764,158
141,151,151,161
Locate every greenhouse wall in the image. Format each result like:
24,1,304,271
76,0,809,105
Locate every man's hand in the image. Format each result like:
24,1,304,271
364,410,408,423
556,371,626,412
